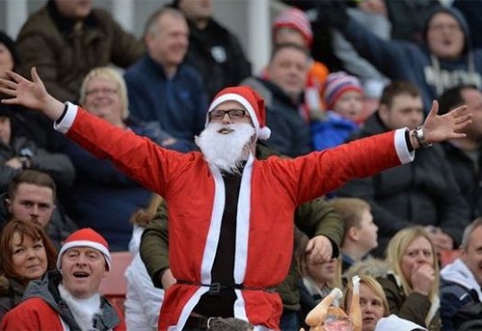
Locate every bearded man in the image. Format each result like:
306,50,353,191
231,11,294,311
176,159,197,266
0,68,471,331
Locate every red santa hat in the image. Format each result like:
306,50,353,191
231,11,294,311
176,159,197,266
207,86,271,140
273,7,313,47
57,228,111,271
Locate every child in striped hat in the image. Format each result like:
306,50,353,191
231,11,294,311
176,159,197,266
311,72,364,151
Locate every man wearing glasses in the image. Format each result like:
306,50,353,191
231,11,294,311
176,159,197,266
0,66,471,330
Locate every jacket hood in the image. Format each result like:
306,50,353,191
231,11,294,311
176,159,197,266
344,257,389,280
422,6,471,55
441,257,482,302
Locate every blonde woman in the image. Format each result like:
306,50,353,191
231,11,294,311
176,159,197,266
377,226,441,331
344,275,389,331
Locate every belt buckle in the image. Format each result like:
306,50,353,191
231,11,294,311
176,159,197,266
208,282,222,295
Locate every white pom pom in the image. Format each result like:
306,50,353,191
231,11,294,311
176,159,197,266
257,127,271,140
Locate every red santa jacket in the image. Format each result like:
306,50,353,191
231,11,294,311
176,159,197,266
0,297,126,331
55,104,413,330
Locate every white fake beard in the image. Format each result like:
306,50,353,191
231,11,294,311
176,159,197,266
195,122,255,174
58,284,101,331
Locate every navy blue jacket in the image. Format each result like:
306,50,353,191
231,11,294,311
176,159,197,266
124,54,207,142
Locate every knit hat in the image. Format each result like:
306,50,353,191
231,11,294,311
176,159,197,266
207,86,271,140
0,31,20,70
273,8,313,47
57,228,111,271
323,72,363,110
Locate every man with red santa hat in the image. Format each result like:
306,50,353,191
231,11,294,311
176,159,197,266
0,68,471,331
0,228,125,331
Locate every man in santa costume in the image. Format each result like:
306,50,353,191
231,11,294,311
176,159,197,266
0,228,125,331
0,68,471,331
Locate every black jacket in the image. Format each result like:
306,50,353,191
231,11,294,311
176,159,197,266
337,112,470,256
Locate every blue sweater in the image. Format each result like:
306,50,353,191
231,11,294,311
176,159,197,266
124,54,208,142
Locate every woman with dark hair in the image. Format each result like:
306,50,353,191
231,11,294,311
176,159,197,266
0,218,57,321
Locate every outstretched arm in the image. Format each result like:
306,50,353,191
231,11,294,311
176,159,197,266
0,68,472,144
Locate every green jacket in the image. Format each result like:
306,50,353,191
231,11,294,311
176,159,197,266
140,143,344,311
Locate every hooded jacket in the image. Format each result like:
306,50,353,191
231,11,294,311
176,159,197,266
0,270,124,331
338,6,482,109
440,258,482,330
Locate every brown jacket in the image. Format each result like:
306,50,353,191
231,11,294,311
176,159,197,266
17,1,144,102
377,274,441,331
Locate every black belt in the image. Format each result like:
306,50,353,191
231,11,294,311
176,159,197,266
178,280,276,295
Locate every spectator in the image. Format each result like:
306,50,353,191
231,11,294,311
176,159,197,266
331,0,391,99
16,0,143,103
271,6,329,118
0,228,125,331
438,84,482,219
312,72,364,151
125,7,207,143
327,197,378,274
0,31,57,150
0,67,470,330
140,143,345,331
440,218,482,330
378,227,441,331
0,170,77,249
343,275,389,331
59,67,191,251
243,43,313,157
321,3,482,109
385,0,442,44
171,0,252,101
0,219,57,321
337,81,470,256
297,256,341,330
124,194,164,331
0,105,74,194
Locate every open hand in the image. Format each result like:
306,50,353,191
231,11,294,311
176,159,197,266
0,68,64,120
422,100,471,144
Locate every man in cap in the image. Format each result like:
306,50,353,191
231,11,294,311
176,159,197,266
0,228,125,330
0,68,471,330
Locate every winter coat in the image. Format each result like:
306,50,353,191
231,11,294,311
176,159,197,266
16,0,144,102
440,258,482,330
442,142,482,219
